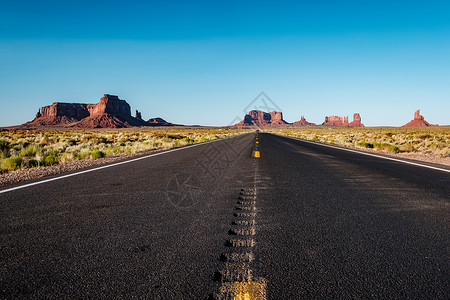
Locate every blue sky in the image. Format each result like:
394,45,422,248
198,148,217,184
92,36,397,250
1,0,449,126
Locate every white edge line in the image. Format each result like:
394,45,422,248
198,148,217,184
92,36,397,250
274,133,450,174
0,133,250,194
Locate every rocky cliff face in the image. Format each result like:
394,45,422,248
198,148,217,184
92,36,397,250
88,94,131,117
293,116,315,126
323,113,364,127
401,110,437,127
234,110,289,127
30,103,91,125
27,94,149,128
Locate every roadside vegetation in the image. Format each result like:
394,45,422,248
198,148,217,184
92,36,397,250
0,127,249,174
266,127,450,158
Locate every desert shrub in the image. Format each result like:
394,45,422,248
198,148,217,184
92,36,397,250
152,133,167,139
19,144,43,157
74,151,91,160
90,150,105,159
44,155,58,166
181,137,195,144
26,159,40,168
399,143,415,152
59,153,75,164
111,147,124,153
167,134,185,140
358,142,373,148
1,157,22,171
44,148,60,158
439,148,450,158
388,145,400,153
92,136,107,144
0,139,10,158
418,134,432,140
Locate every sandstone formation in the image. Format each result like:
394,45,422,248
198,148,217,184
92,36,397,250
27,94,150,128
349,113,364,127
148,117,175,126
322,113,364,127
293,116,315,126
323,115,348,126
401,110,437,127
234,110,289,127
135,110,142,120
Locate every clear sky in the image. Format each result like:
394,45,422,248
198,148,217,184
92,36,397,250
1,0,449,127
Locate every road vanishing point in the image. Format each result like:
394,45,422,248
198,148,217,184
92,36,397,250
1,132,449,299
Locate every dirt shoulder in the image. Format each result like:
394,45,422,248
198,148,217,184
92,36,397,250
0,149,165,188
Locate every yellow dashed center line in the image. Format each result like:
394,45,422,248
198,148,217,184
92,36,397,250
220,281,267,300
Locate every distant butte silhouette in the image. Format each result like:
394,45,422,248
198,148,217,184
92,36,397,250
293,116,315,126
233,110,289,127
322,113,364,127
401,110,438,127
233,110,364,127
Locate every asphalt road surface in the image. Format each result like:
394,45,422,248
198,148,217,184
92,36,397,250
1,132,449,299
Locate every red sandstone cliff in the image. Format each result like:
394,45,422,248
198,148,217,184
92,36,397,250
401,110,437,127
322,113,364,127
234,110,289,127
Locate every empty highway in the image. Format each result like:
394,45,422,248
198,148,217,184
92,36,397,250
1,132,449,299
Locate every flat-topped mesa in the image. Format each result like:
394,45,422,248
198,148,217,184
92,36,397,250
26,94,149,128
293,116,315,126
234,110,289,127
29,102,92,125
402,110,438,127
323,113,364,127
323,115,347,126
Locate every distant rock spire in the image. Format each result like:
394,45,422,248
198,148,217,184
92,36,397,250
135,109,142,120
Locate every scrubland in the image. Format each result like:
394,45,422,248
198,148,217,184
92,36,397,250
0,127,248,174
266,126,450,161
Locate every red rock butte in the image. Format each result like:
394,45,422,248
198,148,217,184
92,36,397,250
233,110,289,127
293,116,315,126
233,110,364,127
26,94,174,128
322,113,364,127
401,110,438,127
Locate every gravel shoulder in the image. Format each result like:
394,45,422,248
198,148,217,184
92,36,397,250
0,149,165,188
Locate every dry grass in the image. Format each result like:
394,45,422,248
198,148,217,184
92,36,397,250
265,127,450,158
0,127,250,174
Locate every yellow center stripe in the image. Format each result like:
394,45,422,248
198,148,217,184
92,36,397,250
220,281,267,300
